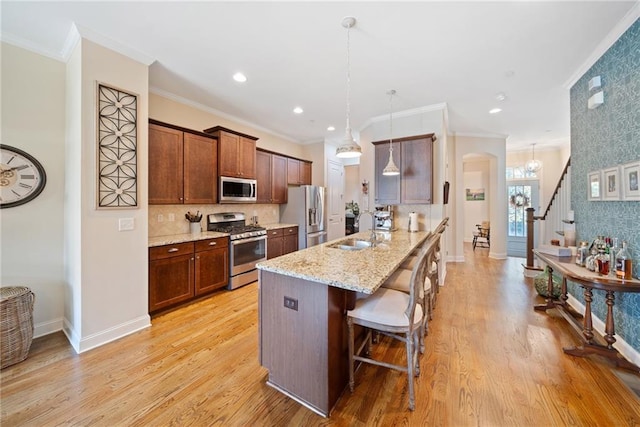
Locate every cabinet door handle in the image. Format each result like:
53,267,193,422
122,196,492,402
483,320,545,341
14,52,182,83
209,242,217,246
168,248,179,253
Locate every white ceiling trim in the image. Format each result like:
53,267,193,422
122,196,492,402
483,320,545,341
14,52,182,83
74,24,155,66
453,131,509,140
60,24,80,62
360,102,448,129
564,2,640,90
149,87,301,144
0,31,65,62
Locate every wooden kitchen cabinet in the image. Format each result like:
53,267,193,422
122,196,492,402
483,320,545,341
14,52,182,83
149,242,195,312
149,120,217,205
267,226,298,259
204,126,258,179
257,150,288,204
373,134,434,205
194,237,229,295
287,158,312,185
149,237,229,313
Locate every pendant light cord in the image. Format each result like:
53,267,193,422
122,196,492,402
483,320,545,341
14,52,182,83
345,22,351,133
389,91,394,153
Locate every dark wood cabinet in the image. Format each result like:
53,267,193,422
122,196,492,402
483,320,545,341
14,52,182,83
287,158,312,185
149,242,195,312
257,150,288,204
149,121,217,205
204,126,258,179
373,134,434,205
267,226,298,259
194,237,229,295
149,237,229,313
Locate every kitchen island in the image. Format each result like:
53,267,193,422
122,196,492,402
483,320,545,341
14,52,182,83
256,230,431,416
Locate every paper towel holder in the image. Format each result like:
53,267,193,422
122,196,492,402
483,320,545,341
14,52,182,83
408,211,419,232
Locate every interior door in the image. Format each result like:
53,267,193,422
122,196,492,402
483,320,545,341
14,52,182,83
327,160,345,242
507,180,539,257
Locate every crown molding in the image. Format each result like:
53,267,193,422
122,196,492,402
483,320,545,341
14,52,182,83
73,24,155,66
564,2,640,89
0,32,66,62
360,102,448,130
453,131,509,140
149,87,301,144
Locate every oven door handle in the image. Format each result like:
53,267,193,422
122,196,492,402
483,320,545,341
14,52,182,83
231,235,267,246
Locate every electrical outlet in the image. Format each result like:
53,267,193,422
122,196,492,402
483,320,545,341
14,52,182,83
157,214,164,222
284,296,298,311
168,213,175,222
118,218,134,231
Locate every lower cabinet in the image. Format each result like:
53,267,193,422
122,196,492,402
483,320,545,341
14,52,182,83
267,226,299,259
149,237,229,313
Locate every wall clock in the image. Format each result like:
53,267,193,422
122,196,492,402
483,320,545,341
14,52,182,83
0,144,47,208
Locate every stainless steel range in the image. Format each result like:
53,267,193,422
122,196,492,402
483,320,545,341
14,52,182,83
207,212,267,290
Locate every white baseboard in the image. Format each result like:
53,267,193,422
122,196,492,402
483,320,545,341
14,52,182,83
489,251,507,260
566,294,640,368
34,317,64,338
447,255,465,262
63,315,151,354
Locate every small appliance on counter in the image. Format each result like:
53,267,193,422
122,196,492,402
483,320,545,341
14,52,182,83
374,205,395,231
408,212,419,232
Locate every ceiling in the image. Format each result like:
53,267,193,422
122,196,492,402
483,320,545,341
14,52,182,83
2,1,638,152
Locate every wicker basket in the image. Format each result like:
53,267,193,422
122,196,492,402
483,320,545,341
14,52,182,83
1,286,35,369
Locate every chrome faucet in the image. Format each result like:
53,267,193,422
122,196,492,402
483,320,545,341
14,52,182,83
356,210,377,246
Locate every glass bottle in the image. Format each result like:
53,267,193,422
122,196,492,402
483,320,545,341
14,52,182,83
609,238,619,277
576,241,589,266
596,248,610,276
615,241,633,280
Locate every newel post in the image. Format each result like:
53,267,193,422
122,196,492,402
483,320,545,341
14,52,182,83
526,207,535,268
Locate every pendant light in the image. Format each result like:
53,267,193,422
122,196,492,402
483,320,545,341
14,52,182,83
382,89,400,176
335,16,362,159
525,143,541,173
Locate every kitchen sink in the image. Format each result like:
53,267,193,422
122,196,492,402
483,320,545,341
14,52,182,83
329,238,372,251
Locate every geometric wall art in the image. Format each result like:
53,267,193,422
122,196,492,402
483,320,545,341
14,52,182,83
96,83,138,208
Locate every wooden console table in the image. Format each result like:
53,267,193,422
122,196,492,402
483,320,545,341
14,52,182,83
533,249,640,372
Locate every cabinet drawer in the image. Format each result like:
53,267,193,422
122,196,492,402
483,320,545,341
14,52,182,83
195,237,228,252
149,242,194,261
267,228,284,238
284,227,298,236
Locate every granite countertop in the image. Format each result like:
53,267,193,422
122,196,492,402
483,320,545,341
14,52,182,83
262,223,299,230
257,230,431,294
149,231,229,247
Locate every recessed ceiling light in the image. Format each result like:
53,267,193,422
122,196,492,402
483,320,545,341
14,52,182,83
327,126,336,131
233,72,247,83
293,107,304,114
489,108,502,114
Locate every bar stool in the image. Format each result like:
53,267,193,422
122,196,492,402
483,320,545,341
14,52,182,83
347,236,438,411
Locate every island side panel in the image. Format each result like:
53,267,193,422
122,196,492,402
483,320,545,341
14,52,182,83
260,270,349,415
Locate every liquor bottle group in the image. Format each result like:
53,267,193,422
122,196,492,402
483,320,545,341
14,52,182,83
577,236,633,279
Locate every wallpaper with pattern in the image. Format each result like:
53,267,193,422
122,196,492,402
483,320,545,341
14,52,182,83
570,19,640,351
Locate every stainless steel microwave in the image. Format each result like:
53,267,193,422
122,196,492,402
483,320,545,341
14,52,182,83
219,176,257,203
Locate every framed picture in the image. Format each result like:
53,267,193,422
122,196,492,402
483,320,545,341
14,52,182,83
588,171,601,201
621,160,640,201
466,188,485,201
602,166,620,201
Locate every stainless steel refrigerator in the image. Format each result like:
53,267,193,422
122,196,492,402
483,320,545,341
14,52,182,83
280,185,327,249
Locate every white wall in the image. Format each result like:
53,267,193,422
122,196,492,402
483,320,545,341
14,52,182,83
451,135,507,261
63,39,151,352
344,165,360,208
1,43,67,337
463,160,491,241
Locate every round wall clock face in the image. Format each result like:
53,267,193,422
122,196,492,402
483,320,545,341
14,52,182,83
0,144,47,208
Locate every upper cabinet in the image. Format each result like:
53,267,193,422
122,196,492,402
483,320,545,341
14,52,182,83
373,134,434,205
203,126,258,179
149,120,217,205
287,158,312,185
256,149,288,204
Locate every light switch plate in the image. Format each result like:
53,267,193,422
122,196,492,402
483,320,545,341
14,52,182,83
119,218,134,231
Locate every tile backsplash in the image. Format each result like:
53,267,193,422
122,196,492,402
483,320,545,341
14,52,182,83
149,204,279,237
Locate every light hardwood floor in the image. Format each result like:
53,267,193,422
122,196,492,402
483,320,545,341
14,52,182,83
2,244,639,426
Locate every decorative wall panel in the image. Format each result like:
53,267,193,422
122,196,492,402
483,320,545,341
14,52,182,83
569,20,639,351
97,83,138,208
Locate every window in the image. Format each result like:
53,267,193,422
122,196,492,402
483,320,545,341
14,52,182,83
508,184,532,237
506,166,538,180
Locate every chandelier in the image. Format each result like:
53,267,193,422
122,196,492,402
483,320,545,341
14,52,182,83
525,143,541,173
335,16,362,159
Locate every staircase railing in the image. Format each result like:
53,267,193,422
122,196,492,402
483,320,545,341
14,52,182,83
526,158,571,269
